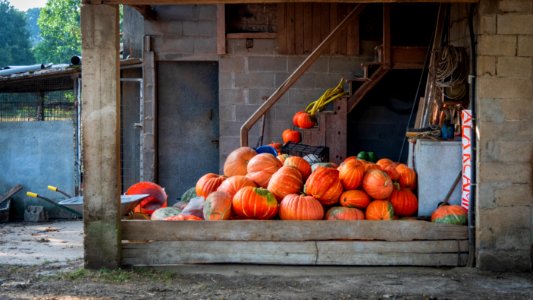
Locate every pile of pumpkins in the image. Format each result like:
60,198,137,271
147,146,466,224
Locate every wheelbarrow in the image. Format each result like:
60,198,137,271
26,185,149,217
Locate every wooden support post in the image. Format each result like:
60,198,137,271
81,3,121,269
216,4,226,55
142,36,157,182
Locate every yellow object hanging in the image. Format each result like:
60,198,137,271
305,78,346,116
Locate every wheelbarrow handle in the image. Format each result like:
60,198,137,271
47,185,72,198
26,191,82,218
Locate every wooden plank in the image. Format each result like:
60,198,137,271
240,4,366,146
122,241,317,265
346,12,359,56
311,4,322,49
294,3,304,54
286,3,296,54
302,4,313,54
337,4,348,55
277,4,287,54
325,98,347,163
122,220,468,242
382,3,391,67
319,4,330,45
103,1,480,5
81,3,121,269
216,4,225,55
122,240,468,266
391,46,427,69
329,3,338,54
0,185,22,203
226,32,277,39
142,37,157,182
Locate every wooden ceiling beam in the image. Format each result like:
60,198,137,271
100,0,478,5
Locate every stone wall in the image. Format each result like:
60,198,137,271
476,0,533,271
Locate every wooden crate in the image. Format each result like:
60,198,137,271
121,220,468,267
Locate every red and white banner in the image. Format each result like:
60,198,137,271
461,110,472,210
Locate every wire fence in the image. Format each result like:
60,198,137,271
0,90,76,122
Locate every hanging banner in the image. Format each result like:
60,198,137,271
461,109,472,210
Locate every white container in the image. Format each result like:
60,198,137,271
408,140,462,217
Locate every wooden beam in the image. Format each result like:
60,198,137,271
101,1,479,5
81,3,121,269
382,3,391,68
240,3,367,147
391,46,427,69
129,5,156,20
122,220,468,241
142,36,157,182
216,4,225,55
347,65,389,112
226,32,277,39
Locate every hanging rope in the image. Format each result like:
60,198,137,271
435,45,468,100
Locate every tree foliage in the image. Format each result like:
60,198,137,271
25,8,42,47
0,0,34,66
34,0,81,64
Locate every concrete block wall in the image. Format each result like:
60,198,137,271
219,38,373,168
476,0,533,272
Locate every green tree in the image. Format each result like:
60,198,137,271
34,0,81,64
0,0,34,66
26,8,42,47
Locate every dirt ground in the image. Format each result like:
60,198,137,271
1,221,532,300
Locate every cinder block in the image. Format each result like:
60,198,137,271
477,206,531,250
235,72,275,89
495,140,533,162
477,249,531,272
197,5,217,21
518,36,533,57
219,88,245,105
219,56,245,73
274,72,289,87
480,15,497,35
235,104,260,122
247,88,277,105
248,56,287,72
154,5,197,21
229,39,277,56
494,183,533,207
292,73,317,89
497,14,533,35
144,21,183,36
476,98,503,123
479,119,533,142
477,77,532,99
476,184,495,209
194,37,217,55
498,56,532,78
219,72,234,89
477,55,496,76
273,105,301,122
219,104,235,122
288,88,323,107
499,98,533,121
329,57,364,74
183,21,216,37
477,35,516,56
288,56,328,73
478,162,531,184
498,0,533,13
152,36,194,54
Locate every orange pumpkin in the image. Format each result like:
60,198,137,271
195,173,227,198
284,156,312,180
390,186,418,217
362,169,393,200
338,160,365,190
267,166,303,201
431,204,467,225
382,164,400,181
246,153,283,188
217,175,256,199
365,200,394,220
292,111,316,129
223,147,257,177
279,194,324,220
282,129,301,144
203,191,233,220
232,186,279,220
304,167,343,206
325,206,365,220
165,214,203,221
339,190,371,209
396,164,417,189
363,162,382,173
376,158,396,169
126,181,168,216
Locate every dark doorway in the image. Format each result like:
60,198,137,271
157,62,219,204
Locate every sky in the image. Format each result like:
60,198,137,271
8,0,47,11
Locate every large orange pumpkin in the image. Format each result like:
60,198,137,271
431,204,467,225
267,166,303,201
362,169,393,200
126,181,168,216
396,164,417,189
196,173,227,198
203,191,233,220
292,111,316,129
325,206,365,220
246,153,283,188
217,175,256,199
382,164,400,181
282,129,301,144
376,158,396,169
365,200,394,220
390,186,418,217
338,160,365,190
232,186,279,219
284,156,312,180
339,190,371,209
223,147,257,177
279,194,324,220
304,167,343,206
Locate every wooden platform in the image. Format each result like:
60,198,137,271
121,220,468,267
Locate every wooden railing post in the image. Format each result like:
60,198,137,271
81,3,122,269
240,4,366,147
